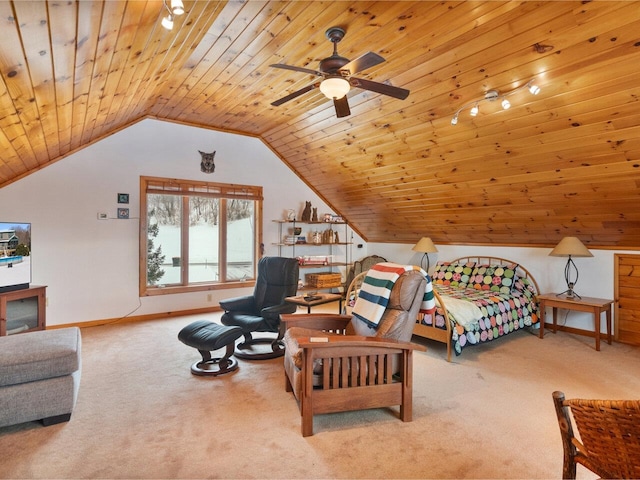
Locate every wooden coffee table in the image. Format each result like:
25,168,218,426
285,293,343,314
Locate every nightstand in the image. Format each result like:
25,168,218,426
538,293,613,351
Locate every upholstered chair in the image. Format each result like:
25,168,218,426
220,256,299,359
281,269,428,436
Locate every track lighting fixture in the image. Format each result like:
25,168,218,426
451,80,540,126
161,0,185,31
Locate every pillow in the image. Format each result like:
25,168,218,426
432,261,475,288
470,264,518,294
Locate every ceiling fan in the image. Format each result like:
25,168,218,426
269,27,410,118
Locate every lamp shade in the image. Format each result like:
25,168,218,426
319,77,350,100
412,237,438,253
549,236,593,257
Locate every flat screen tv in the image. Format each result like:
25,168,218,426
0,222,32,293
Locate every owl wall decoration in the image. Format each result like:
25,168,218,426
199,150,216,174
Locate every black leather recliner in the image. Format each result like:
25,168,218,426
220,256,299,359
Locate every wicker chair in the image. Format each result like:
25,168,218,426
343,254,387,295
342,271,367,315
552,390,640,479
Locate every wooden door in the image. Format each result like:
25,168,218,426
614,254,640,345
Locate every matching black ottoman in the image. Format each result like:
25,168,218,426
178,321,243,376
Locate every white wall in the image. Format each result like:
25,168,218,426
370,242,633,333
0,119,364,326
0,118,631,334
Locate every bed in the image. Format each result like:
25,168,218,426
413,256,541,361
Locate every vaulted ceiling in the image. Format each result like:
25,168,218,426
1,1,639,247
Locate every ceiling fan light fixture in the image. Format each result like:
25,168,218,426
320,77,350,100
161,14,174,30
170,0,185,15
269,25,409,118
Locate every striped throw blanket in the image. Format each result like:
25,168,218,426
352,262,436,329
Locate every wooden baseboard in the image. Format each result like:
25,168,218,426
46,306,224,330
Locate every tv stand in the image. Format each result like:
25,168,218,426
0,285,46,336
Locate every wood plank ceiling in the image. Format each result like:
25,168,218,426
1,1,639,248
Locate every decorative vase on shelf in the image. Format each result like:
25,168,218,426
327,229,334,244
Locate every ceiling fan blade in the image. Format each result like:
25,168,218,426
339,51,385,75
269,63,324,77
334,96,351,118
271,83,318,106
349,77,410,100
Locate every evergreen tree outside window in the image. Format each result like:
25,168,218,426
146,209,165,285
139,176,262,296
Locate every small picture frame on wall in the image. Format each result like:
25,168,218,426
117,208,129,219
117,193,129,204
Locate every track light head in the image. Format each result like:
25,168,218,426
161,0,185,30
171,0,185,15
161,14,174,30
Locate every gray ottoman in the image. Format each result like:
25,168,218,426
0,327,82,428
178,321,243,376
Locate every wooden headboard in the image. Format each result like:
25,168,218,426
449,256,540,296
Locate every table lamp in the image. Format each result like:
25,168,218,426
549,236,593,299
412,237,438,273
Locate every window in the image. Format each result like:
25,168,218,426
139,176,263,296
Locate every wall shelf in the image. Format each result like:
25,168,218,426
274,220,351,292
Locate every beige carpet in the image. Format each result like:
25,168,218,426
1,307,638,479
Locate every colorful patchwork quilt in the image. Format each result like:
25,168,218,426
418,268,540,356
